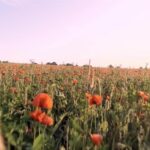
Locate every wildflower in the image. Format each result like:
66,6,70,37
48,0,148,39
41,115,54,126
30,110,54,126
143,94,149,102
89,95,103,106
32,93,53,109
37,112,46,123
138,91,145,97
30,109,43,121
72,79,78,85
90,134,103,146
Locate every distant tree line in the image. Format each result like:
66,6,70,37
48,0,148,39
0,60,145,69
0,61,9,63
46,62,78,66
46,62,57,65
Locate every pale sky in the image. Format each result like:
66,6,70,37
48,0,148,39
0,0,150,67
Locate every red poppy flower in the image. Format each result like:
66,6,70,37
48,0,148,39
72,79,78,85
30,110,43,121
90,134,103,146
89,95,103,106
37,112,46,123
32,93,53,109
41,115,54,126
143,94,149,102
30,110,54,126
138,91,145,97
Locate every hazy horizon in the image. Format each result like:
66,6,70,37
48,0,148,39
0,0,150,68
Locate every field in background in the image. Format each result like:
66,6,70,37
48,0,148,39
0,63,150,150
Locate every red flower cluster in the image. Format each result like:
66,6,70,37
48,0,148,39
30,93,54,126
32,93,53,109
138,91,149,102
90,133,103,146
30,110,54,126
85,93,103,106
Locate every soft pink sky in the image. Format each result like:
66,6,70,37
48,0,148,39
0,0,150,67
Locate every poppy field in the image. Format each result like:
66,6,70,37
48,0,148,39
0,63,150,150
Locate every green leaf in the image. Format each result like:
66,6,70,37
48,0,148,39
32,134,44,150
51,113,68,136
6,133,17,146
71,119,83,133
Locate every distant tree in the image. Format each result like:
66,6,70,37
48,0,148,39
139,67,143,69
65,63,74,66
108,64,114,68
51,62,57,65
46,62,57,65
83,64,92,68
46,62,50,65
2,61,9,63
